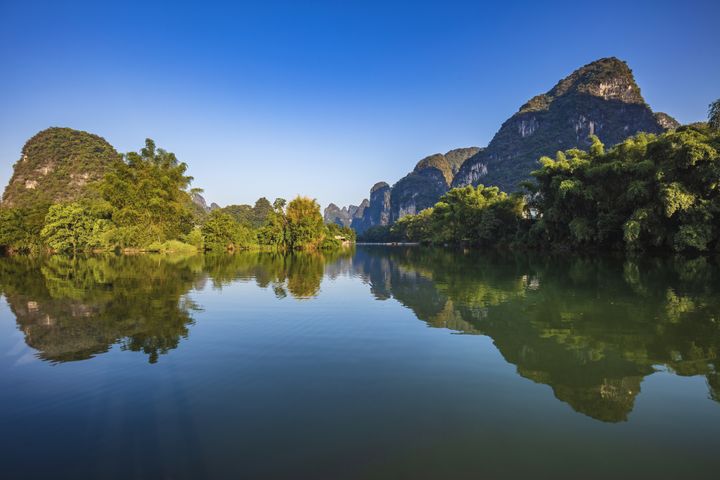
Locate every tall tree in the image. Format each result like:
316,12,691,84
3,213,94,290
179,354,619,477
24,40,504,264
710,98,720,130
286,197,324,250
40,203,97,254
201,210,254,251
100,139,195,247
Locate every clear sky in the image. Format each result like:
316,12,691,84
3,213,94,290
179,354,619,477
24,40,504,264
1,0,718,209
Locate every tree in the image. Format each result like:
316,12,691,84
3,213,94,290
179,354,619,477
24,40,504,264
531,125,720,252
258,198,289,249
286,196,324,250
40,203,97,253
252,197,273,227
99,138,195,248
392,185,525,247
201,210,254,251
710,99,720,130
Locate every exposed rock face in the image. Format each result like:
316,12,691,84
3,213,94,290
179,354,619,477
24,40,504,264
453,57,677,191
347,183,392,234
1,127,121,208
324,203,352,227
334,147,480,234
191,192,210,212
654,112,680,130
351,182,391,232
326,58,678,235
368,182,391,225
324,201,367,228
390,148,480,222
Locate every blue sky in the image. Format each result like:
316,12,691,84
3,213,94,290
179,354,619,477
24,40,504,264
1,0,718,209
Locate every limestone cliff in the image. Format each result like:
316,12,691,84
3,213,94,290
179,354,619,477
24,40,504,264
390,148,480,222
452,57,678,191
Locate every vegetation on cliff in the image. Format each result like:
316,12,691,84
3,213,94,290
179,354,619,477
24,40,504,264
1,127,121,209
392,122,720,253
453,58,674,192
340,58,676,234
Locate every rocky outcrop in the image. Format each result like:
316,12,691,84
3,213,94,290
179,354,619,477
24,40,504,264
350,182,391,233
333,147,480,234
324,200,368,228
452,57,678,191
191,192,210,212
326,58,679,235
368,182,391,225
1,127,121,208
324,203,352,227
390,148,480,222
654,112,680,130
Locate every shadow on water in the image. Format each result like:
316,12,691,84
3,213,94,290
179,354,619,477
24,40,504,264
0,246,718,423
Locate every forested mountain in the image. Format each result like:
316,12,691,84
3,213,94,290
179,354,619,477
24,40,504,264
453,57,677,191
392,123,720,253
341,149,480,234
1,127,121,208
330,57,678,234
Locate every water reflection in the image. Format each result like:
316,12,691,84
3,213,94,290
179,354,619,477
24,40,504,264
0,254,204,363
350,248,720,422
0,247,718,423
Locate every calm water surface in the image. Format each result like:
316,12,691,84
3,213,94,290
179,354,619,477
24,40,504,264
0,247,718,479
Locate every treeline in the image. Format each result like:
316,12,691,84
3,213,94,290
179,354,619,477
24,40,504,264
0,139,354,254
382,120,720,253
202,197,355,252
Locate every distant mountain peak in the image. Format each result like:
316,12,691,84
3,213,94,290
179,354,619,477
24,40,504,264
519,58,645,115
328,57,679,234
370,181,390,193
453,57,674,190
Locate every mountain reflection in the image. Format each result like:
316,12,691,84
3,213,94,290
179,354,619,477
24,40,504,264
350,247,720,422
1,247,718,423
0,254,204,363
0,250,353,364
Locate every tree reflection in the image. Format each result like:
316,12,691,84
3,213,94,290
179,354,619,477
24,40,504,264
352,247,720,422
204,248,353,299
0,254,203,363
1,246,718,423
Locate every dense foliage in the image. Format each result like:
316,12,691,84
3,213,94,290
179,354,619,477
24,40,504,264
1,138,197,253
201,210,255,251
4,118,718,256
99,139,196,247
220,197,273,228
531,125,719,252
1,127,121,208
393,123,720,253
393,185,525,246
0,132,355,254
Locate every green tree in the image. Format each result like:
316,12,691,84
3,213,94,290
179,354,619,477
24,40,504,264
258,198,289,249
99,138,195,248
0,202,52,253
201,210,254,251
531,125,720,252
40,203,98,253
286,196,324,250
392,184,525,247
710,99,720,130
252,197,273,227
